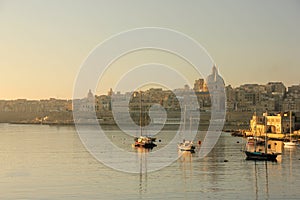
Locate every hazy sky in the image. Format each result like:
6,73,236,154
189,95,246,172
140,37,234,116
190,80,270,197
0,0,299,99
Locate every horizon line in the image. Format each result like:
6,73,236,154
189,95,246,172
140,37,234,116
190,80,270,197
1,80,300,101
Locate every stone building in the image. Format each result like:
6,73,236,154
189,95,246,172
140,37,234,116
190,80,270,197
282,84,300,112
193,78,208,92
249,111,294,135
225,82,289,113
266,82,286,96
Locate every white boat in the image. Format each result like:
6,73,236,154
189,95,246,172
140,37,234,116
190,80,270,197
178,140,195,152
284,141,298,147
283,111,298,147
178,106,196,152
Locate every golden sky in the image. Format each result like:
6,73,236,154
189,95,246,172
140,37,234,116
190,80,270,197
0,0,299,99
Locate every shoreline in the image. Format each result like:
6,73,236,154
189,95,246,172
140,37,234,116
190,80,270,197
4,121,249,132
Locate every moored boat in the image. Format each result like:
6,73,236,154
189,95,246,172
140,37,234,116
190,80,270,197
132,91,157,149
178,140,195,152
244,111,281,161
283,111,299,147
283,140,299,147
133,136,157,148
245,151,279,161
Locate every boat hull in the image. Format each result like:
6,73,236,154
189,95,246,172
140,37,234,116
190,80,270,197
245,151,278,161
284,142,298,147
133,136,157,149
178,141,196,152
133,142,157,149
178,147,195,152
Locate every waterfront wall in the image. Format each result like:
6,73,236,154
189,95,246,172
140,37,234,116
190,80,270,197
0,111,73,124
0,110,252,131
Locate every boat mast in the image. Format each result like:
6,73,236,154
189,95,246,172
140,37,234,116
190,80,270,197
140,91,142,137
189,116,192,135
183,105,186,132
290,110,292,141
254,127,257,152
264,110,268,154
254,111,257,152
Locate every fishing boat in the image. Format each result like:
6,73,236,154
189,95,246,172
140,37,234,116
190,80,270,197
284,111,299,147
133,136,157,148
244,111,280,161
132,91,157,149
245,151,278,161
245,137,280,161
178,140,195,152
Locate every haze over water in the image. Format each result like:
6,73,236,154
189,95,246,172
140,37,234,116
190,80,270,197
0,123,299,199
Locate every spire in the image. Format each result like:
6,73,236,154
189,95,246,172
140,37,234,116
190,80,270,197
207,64,225,85
212,65,218,82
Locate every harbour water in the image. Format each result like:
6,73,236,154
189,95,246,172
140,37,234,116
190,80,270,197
0,123,300,199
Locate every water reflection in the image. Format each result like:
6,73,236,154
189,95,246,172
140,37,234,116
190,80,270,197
177,151,193,193
2,125,300,199
253,162,258,200
284,146,296,178
253,161,270,200
198,133,226,185
135,147,149,194
265,162,270,199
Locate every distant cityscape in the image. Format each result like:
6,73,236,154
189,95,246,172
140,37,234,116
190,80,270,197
0,67,300,129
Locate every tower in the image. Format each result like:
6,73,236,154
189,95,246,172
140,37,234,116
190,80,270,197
206,65,226,112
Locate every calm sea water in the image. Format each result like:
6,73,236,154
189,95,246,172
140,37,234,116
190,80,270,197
0,123,300,199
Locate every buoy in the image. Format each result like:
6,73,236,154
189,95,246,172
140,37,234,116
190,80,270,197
224,159,228,162
159,139,161,142
237,141,240,143
198,140,201,145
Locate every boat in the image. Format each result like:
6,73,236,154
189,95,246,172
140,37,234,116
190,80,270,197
133,136,157,148
177,106,196,152
132,91,157,149
283,141,298,147
178,140,195,152
244,111,280,161
244,138,280,161
245,151,279,161
284,111,299,147
247,137,265,145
